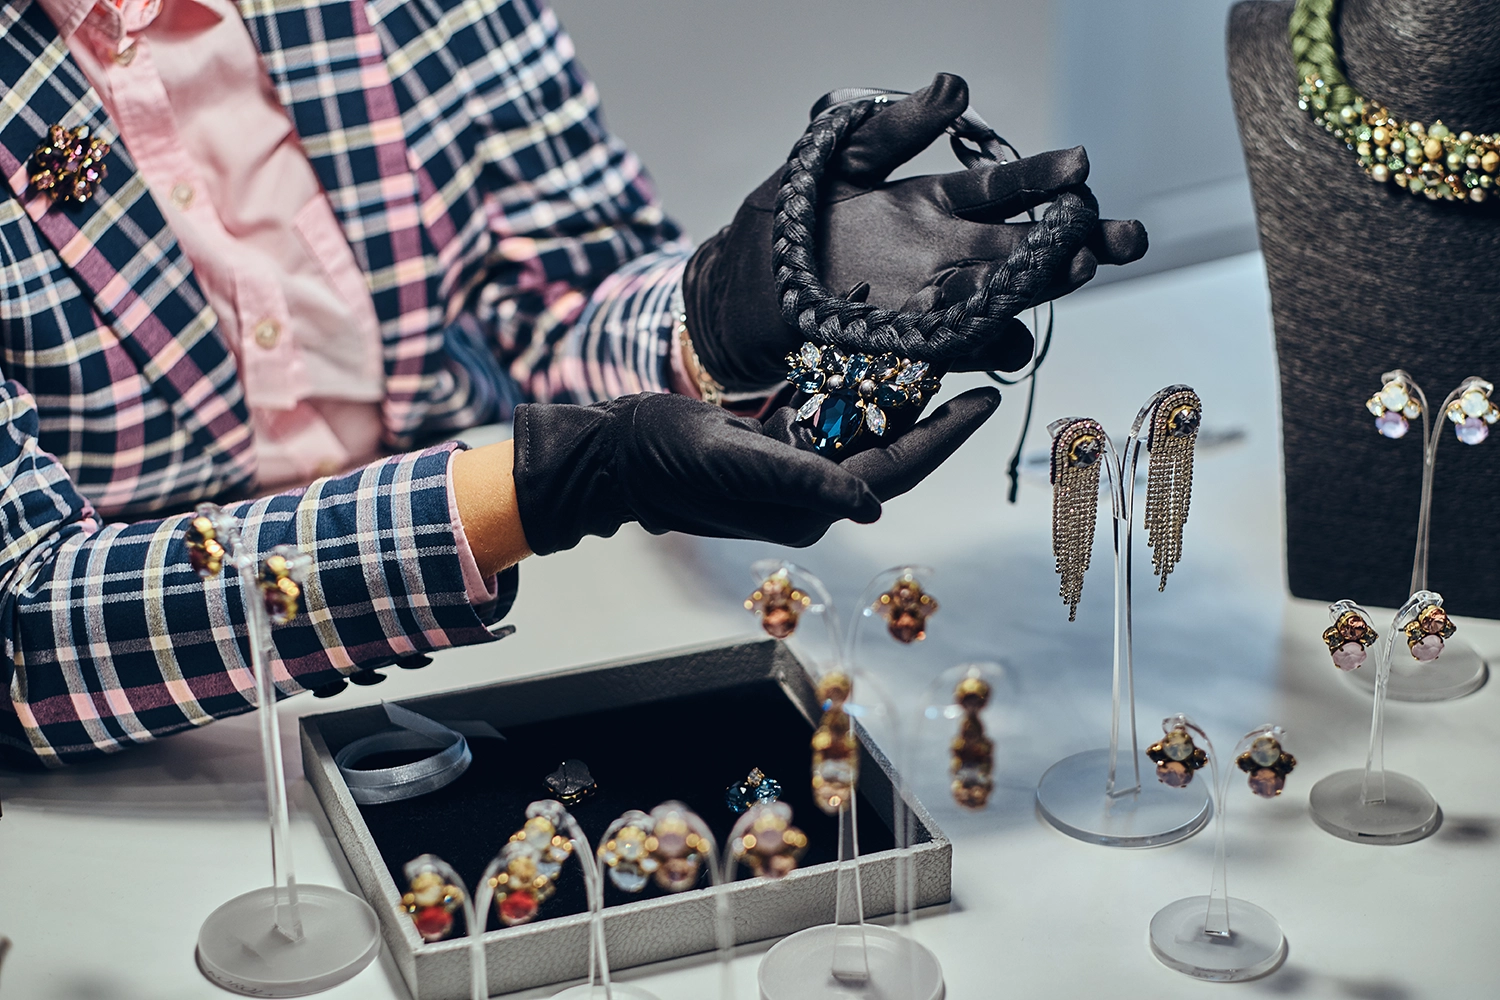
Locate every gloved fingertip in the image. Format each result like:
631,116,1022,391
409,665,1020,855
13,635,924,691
852,487,882,524
956,385,1003,416
922,72,970,116
1066,145,1090,182
899,284,943,315
1069,248,1099,289
1111,219,1149,263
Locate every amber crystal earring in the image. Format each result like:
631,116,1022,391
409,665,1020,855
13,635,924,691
185,507,230,578
1143,388,1201,591
1235,728,1297,798
950,673,994,809
876,571,938,643
745,567,812,638
810,671,858,814
1147,720,1208,788
257,546,310,625
1050,418,1105,620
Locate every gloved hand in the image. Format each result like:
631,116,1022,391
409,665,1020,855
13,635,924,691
682,73,1149,393
512,387,1000,555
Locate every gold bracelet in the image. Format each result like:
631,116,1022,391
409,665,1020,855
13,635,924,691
675,310,725,407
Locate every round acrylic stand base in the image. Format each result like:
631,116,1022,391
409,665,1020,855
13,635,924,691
758,925,943,1000
552,985,662,1000
1308,769,1441,844
1148,896,1286,982
196,885,380,997
1346,637,1488,702
1036,748,1212,848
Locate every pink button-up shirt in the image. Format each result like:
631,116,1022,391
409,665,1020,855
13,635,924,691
40,0,494,601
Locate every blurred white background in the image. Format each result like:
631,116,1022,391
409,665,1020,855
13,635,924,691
553,0,1255,278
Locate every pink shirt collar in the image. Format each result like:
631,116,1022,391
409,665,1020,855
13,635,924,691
38,0,211,45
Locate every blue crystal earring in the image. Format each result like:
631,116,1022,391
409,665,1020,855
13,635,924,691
725,767,783,813
786,342,941,454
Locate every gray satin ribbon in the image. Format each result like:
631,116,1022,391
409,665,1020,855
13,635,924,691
335,702,503,805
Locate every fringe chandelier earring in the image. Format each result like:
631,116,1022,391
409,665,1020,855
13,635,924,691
1050,417,1105,621
1143,388,1201,591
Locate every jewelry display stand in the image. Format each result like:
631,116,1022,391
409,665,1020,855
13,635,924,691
903,660,1012,933
1351,372,1490,701
194,510,380,997
525,802,657,1000
1310,596,1442,844
751,563,942,1000
914,662,1012,817
1035,389,1212,847
596,803,733,1000
406,855,486,1000
1148,717,1287,982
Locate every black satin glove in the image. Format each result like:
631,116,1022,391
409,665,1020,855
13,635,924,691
512,388,1000,555
683,72,1149,393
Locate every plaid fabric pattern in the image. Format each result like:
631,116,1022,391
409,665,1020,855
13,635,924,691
0,0,687,763
1,379,513,765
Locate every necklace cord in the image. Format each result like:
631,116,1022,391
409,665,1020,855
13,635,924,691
772,99,1098,363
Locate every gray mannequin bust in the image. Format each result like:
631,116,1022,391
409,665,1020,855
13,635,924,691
1229,0,1500,617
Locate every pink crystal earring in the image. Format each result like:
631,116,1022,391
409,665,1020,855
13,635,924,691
1146,719,1208,788
1403,603,1456,661
1322,604,1379,671
1235,728,1296,798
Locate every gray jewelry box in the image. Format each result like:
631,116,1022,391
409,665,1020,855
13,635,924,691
299,638,952,999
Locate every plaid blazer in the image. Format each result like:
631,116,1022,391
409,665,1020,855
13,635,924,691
0,0,689,765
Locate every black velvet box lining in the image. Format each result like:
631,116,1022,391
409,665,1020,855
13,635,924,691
312,653,906,937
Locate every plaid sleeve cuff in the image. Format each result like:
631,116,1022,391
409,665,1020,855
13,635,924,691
2,441,516,766
547,244,691,404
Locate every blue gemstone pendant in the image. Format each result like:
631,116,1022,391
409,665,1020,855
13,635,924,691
785,341,940,454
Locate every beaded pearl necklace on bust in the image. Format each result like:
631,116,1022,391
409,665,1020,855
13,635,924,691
1290,0,1499,203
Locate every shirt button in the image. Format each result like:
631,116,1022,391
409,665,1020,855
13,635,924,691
114,43,138,66
170,181,194,210
253,318,281,349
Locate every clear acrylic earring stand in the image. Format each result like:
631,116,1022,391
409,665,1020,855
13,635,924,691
404,855,486,1000
903,661,1012,931
1356,372,1489,701
915,661,1012,818
1035,388,1212,847
846,566,946,997
596,803,733,999
1310,596,1442,844
194,510,381,996
1148,718,1288,982
532,800,657,1000
750,563,941,1000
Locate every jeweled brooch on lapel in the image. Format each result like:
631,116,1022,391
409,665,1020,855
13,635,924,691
786,342,941,454
29,124,109,206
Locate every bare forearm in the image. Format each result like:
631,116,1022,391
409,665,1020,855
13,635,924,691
453,441,532,577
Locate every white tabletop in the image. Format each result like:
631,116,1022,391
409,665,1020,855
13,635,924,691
3,252,1496,999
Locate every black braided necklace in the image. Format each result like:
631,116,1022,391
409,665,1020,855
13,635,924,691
776,93,1098,499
